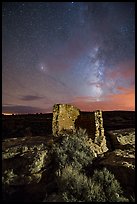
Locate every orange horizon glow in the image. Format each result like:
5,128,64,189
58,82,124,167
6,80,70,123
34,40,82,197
2,107,135,115
2,86,135,114
2,112,13,115
72,89,135,112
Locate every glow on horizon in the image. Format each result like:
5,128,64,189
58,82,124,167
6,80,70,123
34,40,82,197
2,3,134,115
2,112,13,115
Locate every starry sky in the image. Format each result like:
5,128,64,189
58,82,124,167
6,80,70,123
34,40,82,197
2,2,135,114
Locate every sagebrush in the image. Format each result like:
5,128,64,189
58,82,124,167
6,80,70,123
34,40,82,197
49,128,129,202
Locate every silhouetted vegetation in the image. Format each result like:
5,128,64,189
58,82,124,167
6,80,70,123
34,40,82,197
2,111,135,202
51,128,95,172
2,111,135,139
57,166,129,202
48,129,129,202
2,113,53,138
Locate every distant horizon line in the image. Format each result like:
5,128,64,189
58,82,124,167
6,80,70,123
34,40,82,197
2,109,135,115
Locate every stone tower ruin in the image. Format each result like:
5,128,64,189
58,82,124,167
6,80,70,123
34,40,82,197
52,104,80,136
52,104,108,154
92,110,104,144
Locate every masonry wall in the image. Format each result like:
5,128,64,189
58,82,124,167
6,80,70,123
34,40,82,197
75,110,104,143
52,104,108,154
52,104,104,139
52,104,80,136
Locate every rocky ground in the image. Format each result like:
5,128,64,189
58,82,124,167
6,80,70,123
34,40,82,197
98,128,135,198
2,128,135,202
2,135,56,202
2,110,135,202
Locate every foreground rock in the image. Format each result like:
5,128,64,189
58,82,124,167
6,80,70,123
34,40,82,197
97,128,135,198
98,148,135,197
2,136,55,202
2,111,135,202
108,128,135,150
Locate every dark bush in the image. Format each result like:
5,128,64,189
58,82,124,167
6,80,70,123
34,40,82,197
91,168,129,202
51,128,95,172
57,166,129,202
49,128,129,202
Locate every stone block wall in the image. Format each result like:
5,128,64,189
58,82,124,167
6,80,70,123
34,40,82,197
52,104,80,136
94,110,104,144
74,110,104,143
52,104,108,154
52,105,104,140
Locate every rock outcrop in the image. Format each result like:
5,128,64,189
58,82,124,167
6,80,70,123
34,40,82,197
2,105,135,201
2,136,55,202
97,128,135,197
98,148,135,196
107,128,135,150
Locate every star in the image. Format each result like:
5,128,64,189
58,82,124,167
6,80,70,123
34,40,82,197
2,2,135,114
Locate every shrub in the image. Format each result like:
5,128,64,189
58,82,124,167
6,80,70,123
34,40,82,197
57,167,129,202
59,165,93,202
51,128,95,172
91,168,129,202
50,129,129,202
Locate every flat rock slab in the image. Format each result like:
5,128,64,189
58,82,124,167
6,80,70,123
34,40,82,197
2,136,56,202
2,136,51,185
99,148,135,196
108,128,135,149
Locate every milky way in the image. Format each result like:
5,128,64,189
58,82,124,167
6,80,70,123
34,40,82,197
2,2,135,113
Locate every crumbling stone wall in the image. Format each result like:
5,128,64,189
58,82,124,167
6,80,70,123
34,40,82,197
93,110,104,143
52,105,104,140
52,104,108,154
74,110,107,154
75,110,104,142
52,104,80,136
92,110,108,154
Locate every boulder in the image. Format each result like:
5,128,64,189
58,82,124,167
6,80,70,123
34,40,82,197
108,128,135,150
2,136,53,202
98,148,135,196
86,137,108,157
98,128,135,196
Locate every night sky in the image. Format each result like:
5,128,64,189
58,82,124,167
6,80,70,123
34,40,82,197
2,2,135,114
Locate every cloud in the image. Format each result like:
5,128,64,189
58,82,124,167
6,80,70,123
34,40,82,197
105,61,135,80
116,86,130,92
101,60,135,95
20,95,45,101
72,96,98,102
2,105,47,114
72,87,135,111
105,88,135,109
